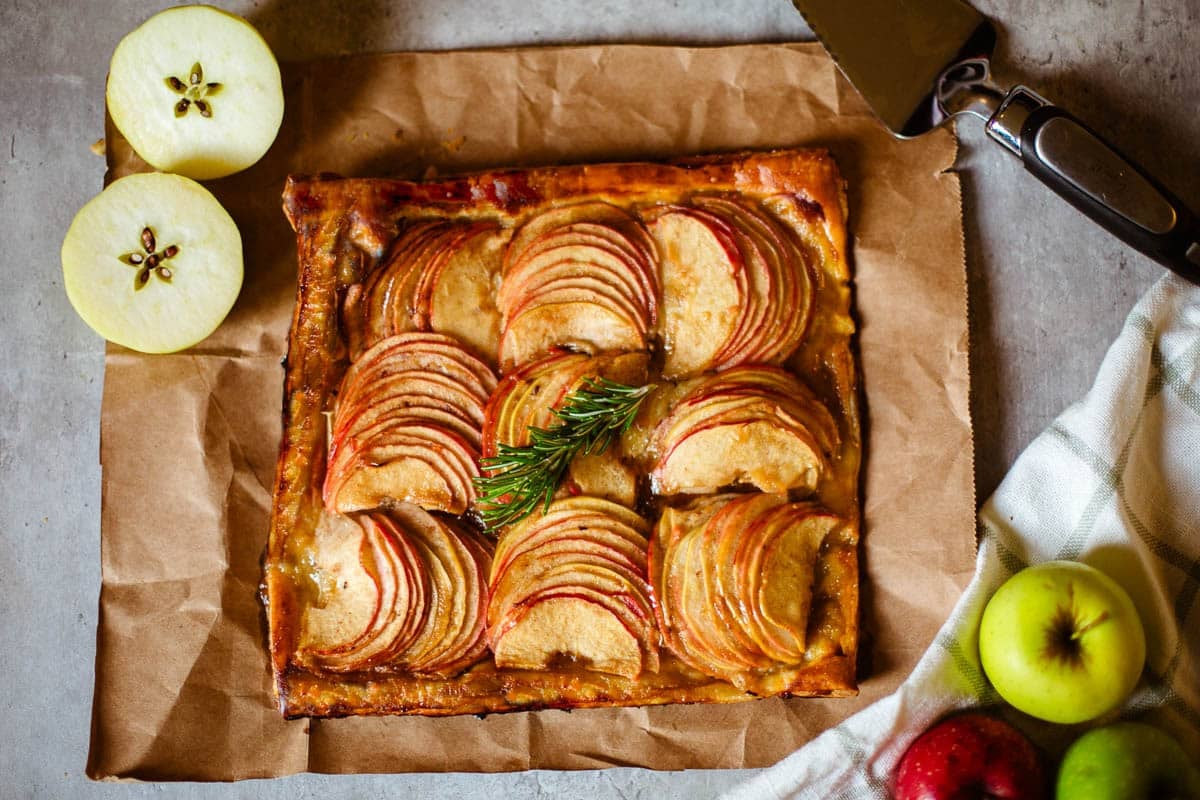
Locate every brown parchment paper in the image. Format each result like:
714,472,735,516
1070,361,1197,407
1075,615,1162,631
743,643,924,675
88,43,975,781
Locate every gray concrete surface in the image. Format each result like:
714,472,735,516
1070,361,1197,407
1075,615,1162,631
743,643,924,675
1,0,1196,797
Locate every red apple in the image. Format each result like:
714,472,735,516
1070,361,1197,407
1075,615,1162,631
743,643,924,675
894,712,1048,800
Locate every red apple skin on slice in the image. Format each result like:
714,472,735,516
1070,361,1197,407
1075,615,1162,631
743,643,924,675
481,351,647,506
325,333,497,515
499,300,646,374
301,507,493,678
426,224,509,367
491,594,643,679
296,512,384,661
650,494,845,686
650,366,839,496
692,194,815,366
498,202,657,372
486,497,659,678
646,207,745,378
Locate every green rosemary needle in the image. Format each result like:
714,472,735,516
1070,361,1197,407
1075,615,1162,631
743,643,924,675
473,376,654,531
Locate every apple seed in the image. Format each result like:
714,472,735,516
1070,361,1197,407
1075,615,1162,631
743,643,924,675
121,226,180,292
165,62,223,119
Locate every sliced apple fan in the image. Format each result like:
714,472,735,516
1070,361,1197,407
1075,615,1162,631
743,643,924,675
324,332,497,515
487,497,659,679
652,366,840,495
652,494,843,689
298,506,492,676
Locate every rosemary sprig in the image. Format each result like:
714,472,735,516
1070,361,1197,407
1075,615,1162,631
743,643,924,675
473,377,655,531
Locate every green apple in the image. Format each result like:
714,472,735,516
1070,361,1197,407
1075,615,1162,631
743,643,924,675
979,560,1145,724
1056,722,1200,799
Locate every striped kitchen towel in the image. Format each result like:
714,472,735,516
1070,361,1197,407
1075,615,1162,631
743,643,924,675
724,274,1200,799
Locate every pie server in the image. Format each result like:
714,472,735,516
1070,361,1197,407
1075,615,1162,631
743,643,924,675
791,0,1200,282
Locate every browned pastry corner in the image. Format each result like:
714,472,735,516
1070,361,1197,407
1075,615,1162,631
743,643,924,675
266,149,861,718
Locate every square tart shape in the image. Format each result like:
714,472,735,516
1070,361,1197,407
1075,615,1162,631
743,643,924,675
267,148,860,718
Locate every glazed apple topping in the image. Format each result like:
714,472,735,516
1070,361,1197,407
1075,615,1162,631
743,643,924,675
297,507,492,676
352,219,507,365
324,332,498,516
650,366,840,496
481,350,649,510
647,195,816,378
487,496,658,679
497,202,658,372
650,493,844,689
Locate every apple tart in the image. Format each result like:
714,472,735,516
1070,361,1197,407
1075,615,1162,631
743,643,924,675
268,149,861,717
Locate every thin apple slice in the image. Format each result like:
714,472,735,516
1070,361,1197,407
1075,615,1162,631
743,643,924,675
491,594,644,678
746,504,839,660
693,195,814,365
655,419,824,495
487,496,658,676
326,426,477,514
651,494,844,682
646,207,744,378
490,562,657,675
61,172,243,353
701,494,783,668
499,301,646,372
342,332,496,403
358,221,450,352
427,224,508,366
106,6,283,180
430,525,494,676
490,496,651,578
296,513,383,658
505,201,644,269
503,242,651,326
523,224,658,311
651,366,839,495
304,514,412,671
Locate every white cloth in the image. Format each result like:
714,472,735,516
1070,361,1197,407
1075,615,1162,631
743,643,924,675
723,275,1200,800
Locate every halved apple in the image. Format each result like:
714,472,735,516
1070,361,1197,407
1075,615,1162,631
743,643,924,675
650,494,843,686
106,6,284,180
61,172,242,353
651,366,840,495
487,497,658,678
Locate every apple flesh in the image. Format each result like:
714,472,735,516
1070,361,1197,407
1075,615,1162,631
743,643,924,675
106,6,284,180
1055,721,1200,800
61,172,243,353
323,332,497,515
650,365,839,495
499,202,657,371
894,712,1048,800
298,507,492,677
487,496,658,678
650,493,843,689
979,560,1146,725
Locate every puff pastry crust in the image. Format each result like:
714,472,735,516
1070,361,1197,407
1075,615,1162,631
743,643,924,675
268,149,860,718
